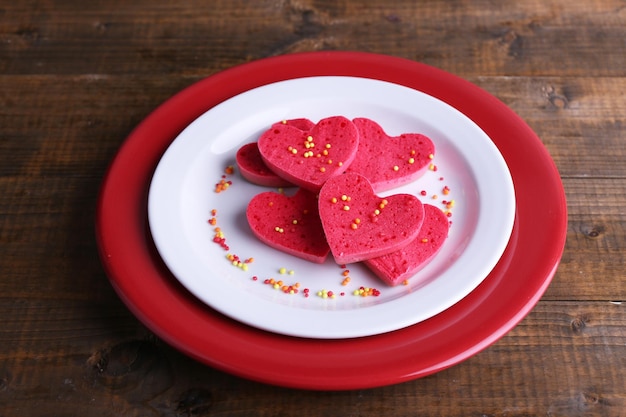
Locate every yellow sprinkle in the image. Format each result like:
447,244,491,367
291,148,298,154
351,223,358,230
374,209,380,215
337,161,343,167
307,135,314,142
343,205,350,211
341,195,348,201
279,267,287,274
292,219,298,224
393,165,399,171
408,158,415,164
428,153,434,159
325,144,331,149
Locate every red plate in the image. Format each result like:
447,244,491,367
96,52,567,390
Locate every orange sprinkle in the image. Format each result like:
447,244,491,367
224,165,234,175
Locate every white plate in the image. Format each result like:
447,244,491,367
148,76,515,339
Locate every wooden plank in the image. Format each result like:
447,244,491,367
0,0,625,76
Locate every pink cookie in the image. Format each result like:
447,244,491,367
365,204,449,286
346,118,435,192
236,143,293,187
235,119,315,187
257,116,359,192
246,188,330,263
236,118,315,187
318,173,425,264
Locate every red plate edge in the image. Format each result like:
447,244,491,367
96,51,567,390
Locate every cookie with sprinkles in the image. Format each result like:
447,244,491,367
246,188,330,263
364,204,449,286
235,119,315,187
346,117,435,192
257,116,359,192
236,143,294,187
318,172,425,265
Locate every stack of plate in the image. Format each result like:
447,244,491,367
96,52,567,390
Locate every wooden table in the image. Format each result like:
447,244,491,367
2,0,624,415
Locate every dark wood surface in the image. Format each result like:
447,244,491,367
1,0,625,415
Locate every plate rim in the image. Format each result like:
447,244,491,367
96,51,567,390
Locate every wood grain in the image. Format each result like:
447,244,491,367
1,0,625,415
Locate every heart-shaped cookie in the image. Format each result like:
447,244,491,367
257,116,359,192
235,119,314,187
236,143,294,187
318,173,425,264
346,117,435,192
365,204,449,285
246,188,330,263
